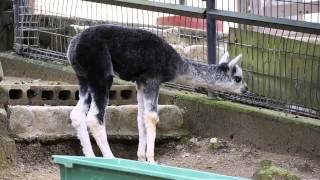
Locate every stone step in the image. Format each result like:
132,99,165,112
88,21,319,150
8,105,188,142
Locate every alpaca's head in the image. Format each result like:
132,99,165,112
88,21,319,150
208,52,248,94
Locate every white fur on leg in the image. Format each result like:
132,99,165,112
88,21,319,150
70,94,95,157
144,111,159,164
86,99,114,158
137,88,147,161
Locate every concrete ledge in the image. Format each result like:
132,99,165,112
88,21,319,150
0,52,77,84
0,84,137,106
159,89,320,157
0,51,131,85
8,105,187,141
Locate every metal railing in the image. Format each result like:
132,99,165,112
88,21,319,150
12,0,320,119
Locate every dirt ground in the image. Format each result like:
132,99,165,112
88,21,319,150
0,137,319,180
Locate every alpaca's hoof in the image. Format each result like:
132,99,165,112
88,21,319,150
148,160,158,164
147,159,158,164
138,156,147,162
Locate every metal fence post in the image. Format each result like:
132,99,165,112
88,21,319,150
12,0,23,54
206,0,216,64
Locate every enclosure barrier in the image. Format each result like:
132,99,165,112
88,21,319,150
12,0,320,119
209,0,320,119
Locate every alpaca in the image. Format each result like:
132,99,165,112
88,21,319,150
67,24,247,163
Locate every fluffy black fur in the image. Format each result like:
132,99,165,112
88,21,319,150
68,24,185,123
68,24,183,83
68,24,247,160
68,24,247,125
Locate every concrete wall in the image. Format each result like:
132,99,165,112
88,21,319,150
159,89,320,157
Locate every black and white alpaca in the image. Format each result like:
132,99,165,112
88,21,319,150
67,24,247,163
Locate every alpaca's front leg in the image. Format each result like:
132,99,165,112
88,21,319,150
139,79,160,164
86,76,114,158
86,95,114,158
70,89,95,157
137,86,147,161
144,110,159,164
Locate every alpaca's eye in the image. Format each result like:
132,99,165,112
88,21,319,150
234,76,242,83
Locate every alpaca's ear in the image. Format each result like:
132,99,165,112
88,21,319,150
218,52,229,64
228,54,242,68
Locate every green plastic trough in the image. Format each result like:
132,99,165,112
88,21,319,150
53,155,249,180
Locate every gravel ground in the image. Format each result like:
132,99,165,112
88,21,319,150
0,137,319,180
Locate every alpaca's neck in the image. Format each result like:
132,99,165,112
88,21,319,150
175,59,215,88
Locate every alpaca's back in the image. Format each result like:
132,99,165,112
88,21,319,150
68,24,183,83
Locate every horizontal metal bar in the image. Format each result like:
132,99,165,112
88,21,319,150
262,3,320,17
84,0,206,18
207,10,320,35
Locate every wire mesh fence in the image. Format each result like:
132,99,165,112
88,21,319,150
212,0,320,118
222,24,320,117
12,0,320,119
13,0,208,63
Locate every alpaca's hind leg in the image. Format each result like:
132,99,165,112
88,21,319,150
70,77,95,157
141,79,160,163
136,83,147,161
86,76,114,158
